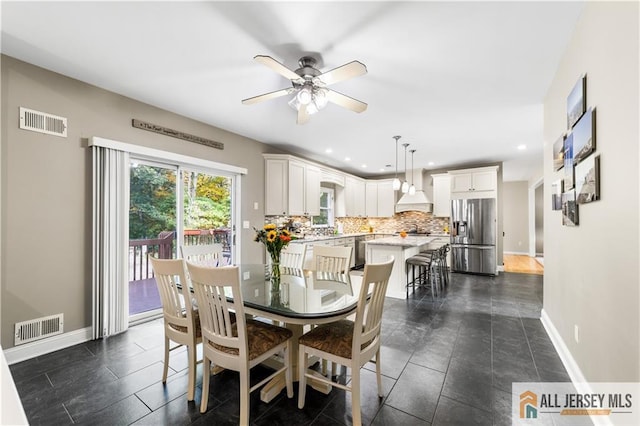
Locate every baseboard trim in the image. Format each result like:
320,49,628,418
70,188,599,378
540,310,612,426
3,326,93,365
503,251,530,255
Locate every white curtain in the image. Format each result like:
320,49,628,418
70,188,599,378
92,146,130,339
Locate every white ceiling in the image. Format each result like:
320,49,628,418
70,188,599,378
1,1,584,181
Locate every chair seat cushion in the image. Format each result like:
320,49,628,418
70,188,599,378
299,320,362,360
168,309,203,338
208,319,292,360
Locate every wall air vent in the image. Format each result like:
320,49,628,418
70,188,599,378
15,314,64,346
19,107,68,137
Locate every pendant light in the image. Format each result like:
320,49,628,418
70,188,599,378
392,136,401,190
409,149,416,195
401,143,410,193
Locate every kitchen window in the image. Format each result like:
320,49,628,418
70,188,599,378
312,187,334,227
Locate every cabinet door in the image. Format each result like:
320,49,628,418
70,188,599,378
450,173,473,193
471,171,497,191
353,179,366,216
432,174,451,217
376,180,395,217
288,161,306,215
265,159,288,215
305,165,321,216
365,182,378,217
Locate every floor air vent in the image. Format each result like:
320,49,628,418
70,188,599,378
19,107,68,137
15,314,64,346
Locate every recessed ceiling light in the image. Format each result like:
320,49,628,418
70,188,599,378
361,164,367,168
325,148,333,153
345,157,351,162
428,161,435,166
379,168,385,172
517,144,527,150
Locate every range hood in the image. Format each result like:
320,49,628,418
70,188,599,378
395,168,433,213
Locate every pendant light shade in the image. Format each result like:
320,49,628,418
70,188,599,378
401,143,409,194
409,149,416,195
392,136,401,190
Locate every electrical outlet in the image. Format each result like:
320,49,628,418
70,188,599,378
254,202,259,210
574,325,580,343
254,288,259,297
243,271,250,280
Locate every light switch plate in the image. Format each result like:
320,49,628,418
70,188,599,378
243,271,250,280
243,221,250,229
254,202,259,210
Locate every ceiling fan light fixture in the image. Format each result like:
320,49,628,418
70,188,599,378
297,86,313,105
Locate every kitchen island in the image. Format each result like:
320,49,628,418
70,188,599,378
365,235,435,299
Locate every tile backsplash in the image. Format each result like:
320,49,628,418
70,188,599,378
265,211,449,236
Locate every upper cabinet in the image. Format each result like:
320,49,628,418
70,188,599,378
365,179,395,217
431,173,451,217
449,166,498,199
264,155,321,216
345,176,366,217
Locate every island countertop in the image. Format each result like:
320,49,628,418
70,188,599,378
365,235,435,248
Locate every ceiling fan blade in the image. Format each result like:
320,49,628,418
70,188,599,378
297,106,310,125
254,55,302,82
325,89,368,113
313,61,367,86
241,88,294,105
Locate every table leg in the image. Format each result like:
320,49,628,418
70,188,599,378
259,323,332,402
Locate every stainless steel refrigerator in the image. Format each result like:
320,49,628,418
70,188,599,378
450,198,497,275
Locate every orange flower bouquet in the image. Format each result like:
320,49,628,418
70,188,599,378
254,224,294,283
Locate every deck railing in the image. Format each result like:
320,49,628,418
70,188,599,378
129,228,231,281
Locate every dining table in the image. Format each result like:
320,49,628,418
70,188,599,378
234,264,362,403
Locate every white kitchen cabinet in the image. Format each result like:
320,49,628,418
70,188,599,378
345,176,366,217
377,180,395,217
264,158,288,215
449,166,498,199
364,180,394,217
264,155,321,216
432,173,451,217
365,182,378,217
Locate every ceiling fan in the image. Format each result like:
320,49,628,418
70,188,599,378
242,55,368,124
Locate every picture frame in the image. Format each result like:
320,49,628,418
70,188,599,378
552,179,564,210
575,154,600,204
572,107,596,165
563,132,574,190
567,74,586,129
553,134,565,171
562,190,578,226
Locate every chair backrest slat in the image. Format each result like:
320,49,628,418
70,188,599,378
280,243,307,269
149,258,193,328
313,245,352,273
353,257,394,353
187,263,247,357
181,244,225,267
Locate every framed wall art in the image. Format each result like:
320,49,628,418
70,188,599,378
572,107,596,165
575,154,600,204
552,179,564,210
553,134,565,171
563,132,574,190
561,190,578,226
567,74,586,129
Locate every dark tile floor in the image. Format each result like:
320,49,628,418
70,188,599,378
11,272,571,425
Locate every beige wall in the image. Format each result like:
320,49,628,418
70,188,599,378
0,56,282,348
543,2,639,381
502,181,529,254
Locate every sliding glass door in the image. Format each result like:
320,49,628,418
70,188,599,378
128,161,236,322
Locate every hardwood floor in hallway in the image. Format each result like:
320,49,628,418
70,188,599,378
503,254,544,275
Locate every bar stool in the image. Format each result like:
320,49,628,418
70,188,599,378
405,251,438,300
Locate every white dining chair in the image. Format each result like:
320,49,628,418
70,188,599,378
312,245,352,274
180,243,225,266
280,243,307,269
149,257,201,402
298,257,394,426
186,263,294,422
